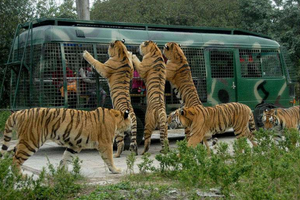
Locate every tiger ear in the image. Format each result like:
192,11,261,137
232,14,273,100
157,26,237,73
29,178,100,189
110,109,120,118
124,110,129,119
164,44,169,50
144,41,150,46
122,39,125,44
110,42,115,48
178,44,182,47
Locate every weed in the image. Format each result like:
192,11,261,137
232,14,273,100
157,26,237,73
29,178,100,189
137,152,155,174
126,152,137,174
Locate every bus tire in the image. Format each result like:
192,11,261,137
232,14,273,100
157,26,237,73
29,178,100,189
253,103,277,129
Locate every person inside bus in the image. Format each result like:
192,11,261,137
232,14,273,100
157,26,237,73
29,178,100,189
79,59,107,107
52,59,77,108
131,70,145,94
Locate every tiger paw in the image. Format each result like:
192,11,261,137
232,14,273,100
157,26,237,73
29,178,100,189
83,50,91,58
110,167,122,174
114,153,121,158
130,143,138,155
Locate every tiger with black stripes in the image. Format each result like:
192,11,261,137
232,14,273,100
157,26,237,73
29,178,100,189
83,40,137,157
262,106,300,133
163,42,202,108
0,107,131,175
169,103,257,153
132,41,168,154
163,42,203,140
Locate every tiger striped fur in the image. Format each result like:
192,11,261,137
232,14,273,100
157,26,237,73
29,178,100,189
163,42,202,139
262,106,300,133
83,40,137,157
163,42,202,108
170,103,257,152
132,41,168,154
0,107,131,174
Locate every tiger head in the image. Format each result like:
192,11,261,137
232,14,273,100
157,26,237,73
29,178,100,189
167,110,181,129
108,39,128,58
111,109,132,133
139,40,160,56
163,42,186,62
262,109,280,130
167,106,195,129
163,42,188,81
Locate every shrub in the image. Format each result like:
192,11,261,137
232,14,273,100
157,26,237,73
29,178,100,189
0,155,83,200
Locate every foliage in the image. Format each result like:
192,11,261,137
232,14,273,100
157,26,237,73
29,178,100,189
0,155,83,200
0,110,11,134
126,152,137,174
80,129,300,199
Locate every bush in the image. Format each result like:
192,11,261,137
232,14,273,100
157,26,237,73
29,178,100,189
0,155,83,200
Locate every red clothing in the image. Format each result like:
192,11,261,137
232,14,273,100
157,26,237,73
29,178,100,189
52,67,74,88
132,70,144,89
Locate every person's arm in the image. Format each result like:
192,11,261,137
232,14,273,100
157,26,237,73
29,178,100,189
79,68,96,84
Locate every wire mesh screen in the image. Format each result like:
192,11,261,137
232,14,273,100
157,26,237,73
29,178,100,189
42,43,64,108
182,47,207,102
10,42,207,110
64,43,95,109
239,49,262,77
210,50,234,78
280,46,296,82
10,44,42,109
239,49,283,78
261,50,282,77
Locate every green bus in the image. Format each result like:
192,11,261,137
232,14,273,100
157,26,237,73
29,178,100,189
1,18,295,146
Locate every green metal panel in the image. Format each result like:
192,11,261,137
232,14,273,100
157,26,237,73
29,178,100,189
204,48,237,106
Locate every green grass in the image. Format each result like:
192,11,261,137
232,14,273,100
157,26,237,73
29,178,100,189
79,128,300,200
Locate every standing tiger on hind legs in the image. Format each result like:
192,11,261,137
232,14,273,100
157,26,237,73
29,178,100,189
83,40,137,157
132,41,169,154
163,42,210,146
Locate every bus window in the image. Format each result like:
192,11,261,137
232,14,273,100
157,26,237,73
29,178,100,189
239,49,262,78
210,50,234,78
261,51,282,77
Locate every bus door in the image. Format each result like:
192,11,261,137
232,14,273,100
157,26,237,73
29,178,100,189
205,48,237,106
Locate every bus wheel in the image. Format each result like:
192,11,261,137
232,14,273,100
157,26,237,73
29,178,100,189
253,103,277,129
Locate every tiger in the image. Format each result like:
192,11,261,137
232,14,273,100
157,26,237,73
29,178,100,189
163,42,203,140
168,102,257,153
163,42,202,108
83,40,137,157
262,106,300,133
132,40,168,154
0,107,131,175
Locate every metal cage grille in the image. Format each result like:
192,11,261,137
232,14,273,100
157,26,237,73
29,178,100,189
239,49,262,78
183,47,207,102
261,50,282,77
10,43,208,109
210,50,234,78
239,49,282,78
10,44,42,109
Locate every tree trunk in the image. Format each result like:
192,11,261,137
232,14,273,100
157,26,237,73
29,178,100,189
76,0,90,20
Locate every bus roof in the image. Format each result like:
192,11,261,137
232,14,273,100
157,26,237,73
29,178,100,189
15,18,279,49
